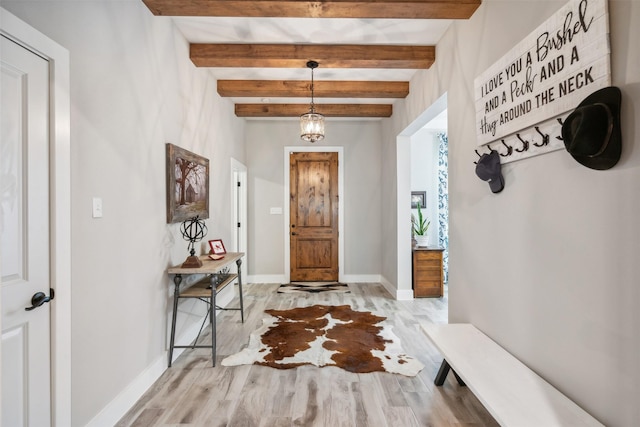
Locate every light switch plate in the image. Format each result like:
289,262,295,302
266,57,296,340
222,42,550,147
92,197,103,218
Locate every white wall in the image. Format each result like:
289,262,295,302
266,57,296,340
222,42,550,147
2,2,245,426
411,128,440,247
245,120,382,281
382,1,640,425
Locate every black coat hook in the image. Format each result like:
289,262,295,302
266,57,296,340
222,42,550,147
555,118,564,141
533,126,550,147
500,139,513,157
515,134,529,152
474,149,482,164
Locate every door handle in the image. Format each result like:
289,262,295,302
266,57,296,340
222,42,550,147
291,232,297,236
25,288,55,311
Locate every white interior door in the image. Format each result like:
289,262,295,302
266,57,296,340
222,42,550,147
1,35,52,426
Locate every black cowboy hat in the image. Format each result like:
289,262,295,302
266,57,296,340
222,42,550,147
475,150,504,193
561,86,622,170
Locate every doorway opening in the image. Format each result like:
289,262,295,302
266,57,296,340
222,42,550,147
396,93,449,299
231,158,248,280
411,111,449,283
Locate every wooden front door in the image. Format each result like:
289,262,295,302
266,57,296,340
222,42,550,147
289,152,339,281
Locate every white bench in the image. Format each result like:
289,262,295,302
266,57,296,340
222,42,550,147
422,323,603,427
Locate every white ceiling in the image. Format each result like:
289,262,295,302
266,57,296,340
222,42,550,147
171,16,454,108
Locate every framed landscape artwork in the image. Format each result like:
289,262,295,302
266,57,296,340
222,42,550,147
166,143,210,223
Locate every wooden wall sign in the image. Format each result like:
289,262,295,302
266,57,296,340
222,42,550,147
474,0,611,163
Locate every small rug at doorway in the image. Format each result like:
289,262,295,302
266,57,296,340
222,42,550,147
277,281,350,294
221,304,424,376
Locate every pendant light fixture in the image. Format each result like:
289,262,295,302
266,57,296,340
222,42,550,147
300,60,325,143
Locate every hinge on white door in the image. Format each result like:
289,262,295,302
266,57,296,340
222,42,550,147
237,222,241,228
237,181,241,187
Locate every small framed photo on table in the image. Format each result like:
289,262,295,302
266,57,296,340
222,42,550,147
208,239,226,260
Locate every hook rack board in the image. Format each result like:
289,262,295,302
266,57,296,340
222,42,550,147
475,114,568,165
472,0,611,166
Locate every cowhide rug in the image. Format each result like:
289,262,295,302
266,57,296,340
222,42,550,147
221,304,424,376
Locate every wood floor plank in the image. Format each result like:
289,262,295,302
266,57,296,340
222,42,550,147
227,365,275,425
263,368,297,417
381,405,421,427
194,399,235,427
260,417,293,427
350,380,385,427
289,365,328,426
117,283,498,427
320,369,357,427
374,373,409,408
127,408,165,427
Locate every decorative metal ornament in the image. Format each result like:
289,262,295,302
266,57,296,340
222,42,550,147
180,216,208,267
300,60,325,143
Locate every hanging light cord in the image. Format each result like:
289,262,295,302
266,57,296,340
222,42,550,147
310,65,316,113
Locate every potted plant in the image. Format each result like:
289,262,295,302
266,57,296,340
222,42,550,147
412,202,430,247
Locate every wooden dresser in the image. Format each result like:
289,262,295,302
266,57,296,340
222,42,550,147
412,247,444,298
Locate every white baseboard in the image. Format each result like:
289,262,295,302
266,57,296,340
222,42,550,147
342,274,381,283
86,288,237,427
395,289,415,300
85,352,167,427
379,275,414,301
247,274,286,284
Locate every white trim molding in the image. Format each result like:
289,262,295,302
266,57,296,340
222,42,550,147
380,275,414,300
247,274,286,284
342,274,382,283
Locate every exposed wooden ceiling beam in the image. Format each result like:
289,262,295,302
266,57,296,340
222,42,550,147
235,103,393,117
143,0,481,19
191,44,435,69
218,80,409,98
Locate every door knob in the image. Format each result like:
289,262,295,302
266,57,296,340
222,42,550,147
291,232,297,236
25,288,55,311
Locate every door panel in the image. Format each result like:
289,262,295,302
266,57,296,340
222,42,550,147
1,35,52,426
289,152,338,281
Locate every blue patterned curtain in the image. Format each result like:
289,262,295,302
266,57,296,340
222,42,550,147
437,132,449,283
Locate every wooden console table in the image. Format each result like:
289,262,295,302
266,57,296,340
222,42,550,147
167,252,244,367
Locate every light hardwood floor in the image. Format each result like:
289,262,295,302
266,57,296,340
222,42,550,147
117,283,498,427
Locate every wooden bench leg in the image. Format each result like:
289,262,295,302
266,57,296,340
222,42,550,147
434,359,466,387
452,370,466,386
435,359,451,385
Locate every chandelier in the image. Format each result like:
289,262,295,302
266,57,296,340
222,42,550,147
300,60,325,143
